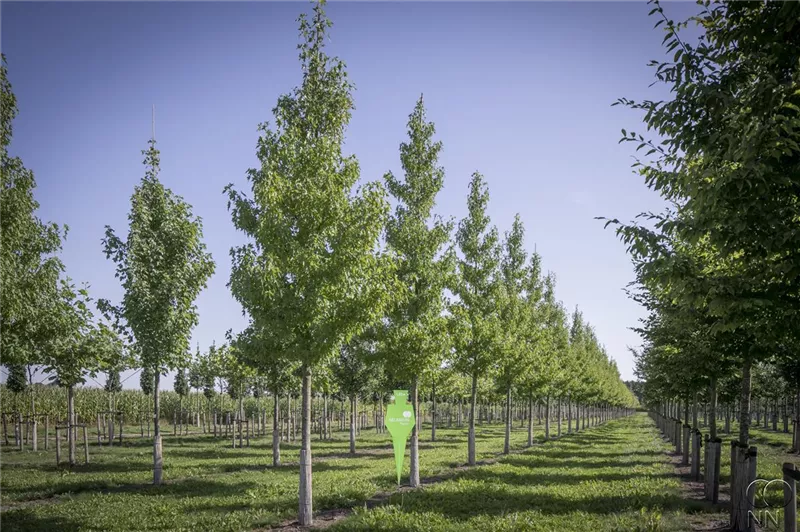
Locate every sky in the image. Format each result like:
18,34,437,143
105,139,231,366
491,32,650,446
1,1,702,390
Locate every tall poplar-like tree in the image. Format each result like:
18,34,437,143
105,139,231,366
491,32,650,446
382,96,454,486
100,138,215,485
225,2,394,523
496,215,530,454
450,173,502,466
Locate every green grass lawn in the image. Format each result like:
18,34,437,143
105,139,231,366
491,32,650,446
1,413,792,531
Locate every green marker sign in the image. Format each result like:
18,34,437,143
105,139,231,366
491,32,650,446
385,389,415,485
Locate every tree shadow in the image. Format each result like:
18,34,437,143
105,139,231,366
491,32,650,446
0,510,84,532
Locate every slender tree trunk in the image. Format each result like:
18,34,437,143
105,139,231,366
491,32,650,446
349,395,356,455
298,365,312,526
67,385,76,465
272,392,281,466
709,378,718,440
468,373,478,465
738,360,752,446
504,386,511,454
153,372,163,485
557,397,562,437
409,378,420,487
527,395,534,446
545,395,550,440
567,396,572,433
431,381,437,442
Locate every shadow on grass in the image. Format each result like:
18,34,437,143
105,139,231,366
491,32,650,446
460,467,675,487
0,510,84,532
375,481,716,524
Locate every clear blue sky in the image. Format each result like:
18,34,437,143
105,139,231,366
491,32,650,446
1,1,700,389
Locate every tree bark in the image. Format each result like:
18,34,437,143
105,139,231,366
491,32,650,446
557,397,562,437
545,395,550,440
738,360,752,446
349,395,356,455
153,371,163,485
527,395,534,446
504,386,511,454
298,365,313,526
709,378,717,440
409,378,420,487
468,373,478,465
431,381,437,442
272,392,281,466
67,385,76,465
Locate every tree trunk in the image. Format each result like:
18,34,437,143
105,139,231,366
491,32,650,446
468,373,478,465
738,360,752,446
153,371,163,485
709,378,717,440
545,395,550,440
557,397,562,437
431,381,437,442
527,395,534,446
67,385,76,465
298,365,313,526
567,396,572,433
409,378,420,487
272,392,281,466
504,386,511,454
349,395,356,455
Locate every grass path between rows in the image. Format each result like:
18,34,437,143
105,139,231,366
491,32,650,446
0,413,739,531
328,413,717,531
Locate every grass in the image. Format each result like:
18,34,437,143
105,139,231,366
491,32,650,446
0,413,794,531
333,415,712,532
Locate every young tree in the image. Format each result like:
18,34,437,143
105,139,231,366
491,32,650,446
381,96,454,485
174,367,190,434
43,280,119,464
332,332,377,455
450,173,502,466
100,138,214,485
496,215,531,454
4,364,27,420
225,5,394,521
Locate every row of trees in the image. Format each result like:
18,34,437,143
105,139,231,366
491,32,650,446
1,1,635,526
606,2,800,530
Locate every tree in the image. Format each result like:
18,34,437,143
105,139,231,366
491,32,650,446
174,367,190,434
0,55,65,392
225,4,395,521
6,364,27,395
332,332,377,455
105,371,122,395
450,172,502,466
100,138,215,485
496,214,531,454
381,96,454,485
42,280,119,464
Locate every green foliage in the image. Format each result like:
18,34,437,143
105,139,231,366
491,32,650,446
105,370,122,394
381,96,454,385
41,280,120,388
450,173,502,379
100,139,215,374
226,2,395,372
332,332,379,400
0,54,66,368
139,366,154,397
5,364,28,394
174,368,190,398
